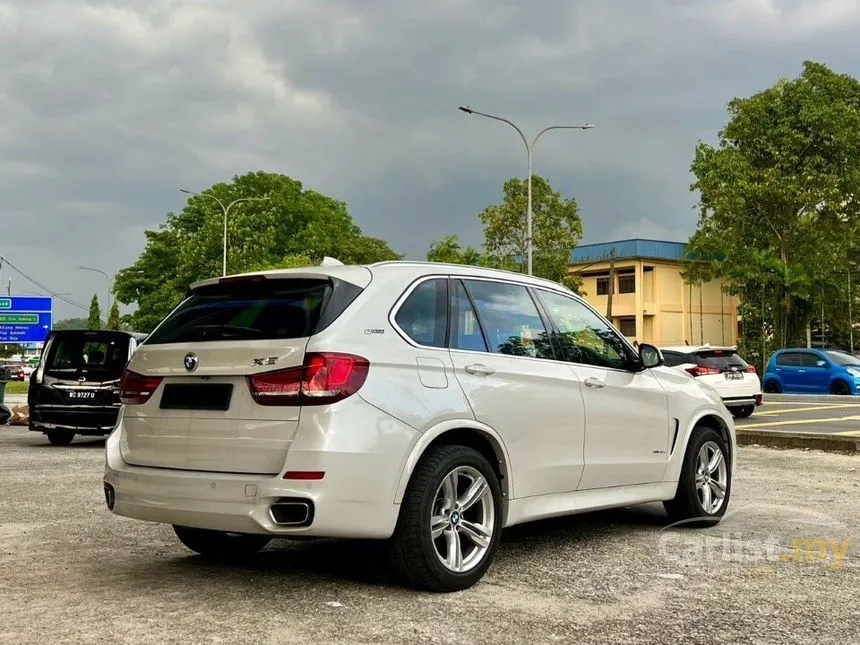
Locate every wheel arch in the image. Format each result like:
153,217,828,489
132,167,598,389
665,409,734,486
393,420,513,522
829,377,851,393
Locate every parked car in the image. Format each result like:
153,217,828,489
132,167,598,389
28,329,148,445
9,365,26,381
764,348,860,395
104,261,736,592
660,345,762,418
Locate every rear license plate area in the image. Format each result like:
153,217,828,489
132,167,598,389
159,384,233,411
66,389,100,402
725,372,743,380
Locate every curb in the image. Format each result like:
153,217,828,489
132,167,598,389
763,393,860,404
737,428,860,454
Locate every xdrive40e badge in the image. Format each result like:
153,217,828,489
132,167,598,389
184,353,198,372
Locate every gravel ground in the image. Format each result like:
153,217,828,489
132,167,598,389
1,428,858,645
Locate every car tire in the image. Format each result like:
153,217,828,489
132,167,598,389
831,380,851,396
389,444,503,592
732,406,754,419
763,380,781,394
664,426,732,528
46,431,75,446
172,525,271,559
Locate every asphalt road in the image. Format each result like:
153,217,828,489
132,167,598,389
738,400,860,436
1,428,859,644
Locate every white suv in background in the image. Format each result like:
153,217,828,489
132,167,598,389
104,261,736,592
660,345,762,418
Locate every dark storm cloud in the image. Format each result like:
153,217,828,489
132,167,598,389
1,0,859,318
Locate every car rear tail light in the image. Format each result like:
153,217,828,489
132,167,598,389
247,352,369,406
745,365,757,373
119,369,163,405
686,366,721,377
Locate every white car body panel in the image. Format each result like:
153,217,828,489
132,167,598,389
105,261,736,540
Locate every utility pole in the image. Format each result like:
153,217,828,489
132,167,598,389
606,246,616,319
458,107,594,276
699,281,704,344
849,269,854,353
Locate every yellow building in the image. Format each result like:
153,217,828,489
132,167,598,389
568,239,738,346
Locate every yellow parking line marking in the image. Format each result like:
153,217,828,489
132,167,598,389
741,415,860,429
755,404,860,416
835,430,860,437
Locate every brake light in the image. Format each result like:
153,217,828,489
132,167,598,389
686,366,721,377
247,352,369,406
746,365,757,373
119,369,163,405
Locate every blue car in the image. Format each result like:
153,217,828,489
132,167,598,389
764,348,860,395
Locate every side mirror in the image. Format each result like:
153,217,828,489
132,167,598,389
816,360,827,368
639,343,663,369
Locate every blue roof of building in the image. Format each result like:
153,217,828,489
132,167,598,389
569,238,695,264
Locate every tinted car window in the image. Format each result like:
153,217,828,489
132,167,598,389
451,281,488,352
395,278,448,348
798,352,827,368
147,278,334,344
536,289,629,370
44,331,131,382
462,280,554,360
776,353,799,366
661,351,689,367
694,350,748,371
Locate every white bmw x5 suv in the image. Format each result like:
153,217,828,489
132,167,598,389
104,261,736,591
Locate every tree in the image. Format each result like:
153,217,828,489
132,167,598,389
115,171,402,331
87,295,102,330
425,175,584,292
107,301,122,331
53,317,89,331
687,61,860,359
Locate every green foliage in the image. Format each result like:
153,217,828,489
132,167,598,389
115,171,402,332
87,295,102,330
106,301,122,331
688,60,860,354
426,175,584,292
53,317,89,331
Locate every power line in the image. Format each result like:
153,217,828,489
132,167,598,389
0,255,89,311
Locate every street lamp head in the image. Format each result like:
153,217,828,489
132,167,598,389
179,188,193,194
458,106,474,115
582,123,596,129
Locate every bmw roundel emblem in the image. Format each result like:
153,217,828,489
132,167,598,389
184,353,199,372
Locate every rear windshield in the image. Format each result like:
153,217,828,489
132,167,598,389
694,350,749,370
44,331,132,381
145,278,334,345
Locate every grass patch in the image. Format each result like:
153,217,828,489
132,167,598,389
4,381,28,395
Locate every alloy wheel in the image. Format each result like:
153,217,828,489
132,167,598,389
695,441,728,515
430,466,496,573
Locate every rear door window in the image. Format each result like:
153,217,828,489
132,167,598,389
776,353,799,367
462,280,555,360
44,332,131,382
145,278,346,345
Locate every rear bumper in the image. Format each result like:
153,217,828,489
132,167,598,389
103,398,419,540
722,394,763,408
30,406,120,434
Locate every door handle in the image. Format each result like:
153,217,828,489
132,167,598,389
465,364,495,376
584,377,606,389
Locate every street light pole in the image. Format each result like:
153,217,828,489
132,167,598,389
458,106,595,276
180,188,271,276
77,266,111,315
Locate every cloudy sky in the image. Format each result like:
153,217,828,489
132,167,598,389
2,0,859,320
